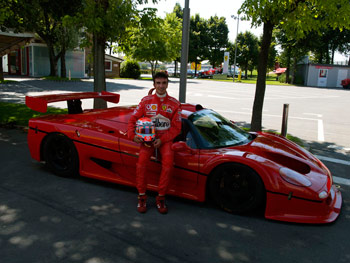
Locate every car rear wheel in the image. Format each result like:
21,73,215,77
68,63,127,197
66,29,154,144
43,133,79,177
209,163,265,214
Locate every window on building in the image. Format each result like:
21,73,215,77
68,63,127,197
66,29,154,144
105,60,112,72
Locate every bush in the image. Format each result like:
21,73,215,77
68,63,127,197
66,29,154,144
120,61,141,79
278,73,286,83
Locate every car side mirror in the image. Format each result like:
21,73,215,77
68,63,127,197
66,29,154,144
171,141,195,154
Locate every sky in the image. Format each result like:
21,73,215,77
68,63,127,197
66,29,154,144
140,0,348,62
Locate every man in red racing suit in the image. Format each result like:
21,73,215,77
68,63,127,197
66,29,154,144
127,72,181,214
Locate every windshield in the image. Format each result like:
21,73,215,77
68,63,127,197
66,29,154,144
188,109,252,149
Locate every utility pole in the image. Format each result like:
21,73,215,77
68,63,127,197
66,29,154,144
231,14,240,82
179,0,190,103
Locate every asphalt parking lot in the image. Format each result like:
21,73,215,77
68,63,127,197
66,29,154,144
0,78,349,263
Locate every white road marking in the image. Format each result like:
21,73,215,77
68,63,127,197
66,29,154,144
318,119,325,142
316,155,350,166
304,113,323,118
333,176,350,186
219,109,326,143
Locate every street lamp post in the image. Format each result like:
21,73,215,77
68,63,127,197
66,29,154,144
231,14,240,83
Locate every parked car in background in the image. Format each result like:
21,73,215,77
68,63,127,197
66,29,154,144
227,67,244,78
167,67,179,77
187,69,197,77
198,68,221,78
341,78,350,89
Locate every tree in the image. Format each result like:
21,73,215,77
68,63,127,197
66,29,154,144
121,11,182,76
207,16,229,68
240,0,350,131
305,28,350,64
0,0,16,81
235,31,259,79
275,28,309,83
74,0,157,109
189,14,210,74
2,0,81,77
163,13,183,65
171,2,183,75
266,36,277,73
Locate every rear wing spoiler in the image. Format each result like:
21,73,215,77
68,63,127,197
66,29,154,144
25,91,120,113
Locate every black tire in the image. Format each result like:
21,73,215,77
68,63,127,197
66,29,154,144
42,133,79,177
208,163,265,214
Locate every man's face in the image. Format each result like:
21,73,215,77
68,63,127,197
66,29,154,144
153,77,168,95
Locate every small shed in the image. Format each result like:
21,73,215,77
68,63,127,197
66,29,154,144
84,49,123,78
104,54,123,78
298,63,350,88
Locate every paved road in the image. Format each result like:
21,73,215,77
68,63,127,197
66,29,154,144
0,127,349,263
1,77,349,263
3,77,349,174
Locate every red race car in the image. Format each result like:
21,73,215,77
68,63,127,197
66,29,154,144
25,92,342,224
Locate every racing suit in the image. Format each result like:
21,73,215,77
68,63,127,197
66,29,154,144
127,92,182,195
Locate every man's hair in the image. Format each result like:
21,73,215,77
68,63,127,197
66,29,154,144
153,71,169,83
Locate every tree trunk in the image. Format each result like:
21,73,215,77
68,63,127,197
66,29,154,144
331,47,335,64
291,58,297,84
325,44,330,64
285,47,291,83
174,60,178,76
93,32,107,109
60,46,66,78
47,44,58,77
0,57,3,81
251,21,274,132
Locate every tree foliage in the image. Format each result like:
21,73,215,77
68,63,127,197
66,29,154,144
189,14,210,73
120,10,182,76
71,0,157,108
235,31,259,78
240,0,350,131
207,16,229,68
188,14,229,70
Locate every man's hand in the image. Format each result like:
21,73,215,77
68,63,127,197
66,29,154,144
153,139,162,148
133,135,143,144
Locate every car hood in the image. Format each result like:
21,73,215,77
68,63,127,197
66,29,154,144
220,132,331,192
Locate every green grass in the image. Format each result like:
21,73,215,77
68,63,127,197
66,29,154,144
211,73,291,85
0,79,16,84
0,102,67,127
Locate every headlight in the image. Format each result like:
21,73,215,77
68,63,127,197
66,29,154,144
318,191,328,199
279,167,312,187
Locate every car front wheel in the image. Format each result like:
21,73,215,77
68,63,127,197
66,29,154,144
209,163,265,214
42,133,79,177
